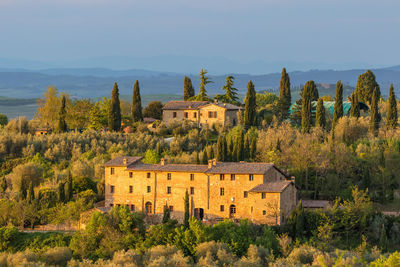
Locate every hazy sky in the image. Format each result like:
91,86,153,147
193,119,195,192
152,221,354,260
1,0,399,70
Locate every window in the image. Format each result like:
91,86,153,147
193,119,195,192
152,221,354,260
147,186,151,193
147,173,151,178
220,187,224,196
145,202,152,214
184,112,188,118
230,205,236,214
117,204,121,207
110,185,115,193
173,112,177,118
130,205,135,211
167,186,171,194
208,111,217,118
194,112,197,118
167,173,171,180
110,203,114,207
220,174,225,181
261,192,266,199
230,174,235,181
129,186,133,193
244,191,248,198
263,210,266,215
249,174,254,181
220,205,225,212
190,187,195,195
110,168,115,175
190,174,194,181
129,172,133,178
169,206,174,212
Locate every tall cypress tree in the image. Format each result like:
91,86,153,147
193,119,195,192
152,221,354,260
183,189,190,228
216,135,225,162
350,93,360,118
201,148,208,164
332,80,344,130
0,177,7,194
56,95,67,133
183,76,195,100
369,87,381,136
278,68,291,121
195,69,212,101
162,203,171,223
19,179,27,200
58,182,65,203
27,182,35,203
108,82,122,131
386,84,398,129
132,80,143,122
65,172,73,202
244,81,257,128
236,129,244,161
249,137,257,160
301,81,313,133
221,76,239,105
316,98,326,129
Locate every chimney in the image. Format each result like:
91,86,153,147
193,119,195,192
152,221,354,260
212,159,217,166
123,157,127,165
208,160,213,168
161,158,168,166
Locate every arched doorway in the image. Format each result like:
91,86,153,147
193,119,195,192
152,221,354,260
229,205,236,218
145,202,152,214
194,208,204,220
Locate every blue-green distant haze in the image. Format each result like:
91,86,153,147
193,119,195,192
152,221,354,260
0,0,399,74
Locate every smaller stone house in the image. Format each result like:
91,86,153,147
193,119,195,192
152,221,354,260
162,101,240,127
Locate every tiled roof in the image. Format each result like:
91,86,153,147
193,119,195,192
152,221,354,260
126,163,209,173
249,180,293,193
162,101,208,110
200,102,241,110
104,156,143,167
205,162,275,175
301,200,331,209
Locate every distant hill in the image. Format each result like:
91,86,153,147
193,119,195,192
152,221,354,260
0,66,399,100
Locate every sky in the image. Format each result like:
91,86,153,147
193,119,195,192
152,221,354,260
0,0,399,73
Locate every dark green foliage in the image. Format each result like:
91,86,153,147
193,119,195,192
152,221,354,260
38,188,58,209
27,182,35,203
201,148,208,164
332,80,344,130
386,84,398,129
316,98,326,129
234,129,245,162
355,70,381,104
379,224,388,252
162,203,171,224
0,176,7,194
184,190,190,228
288,200,305,240
143,101,163,120
369,87,381,136
132,80,143,122
350,93,360,118
244,81,257,128
183,76,195,101
301,81,314,133
194,69,212,101
195,152,200,165
57,182,65,203
56,95,67,133
19,178,27,200
108,82,122,131
0,113,8,126
216,135,227,162
215,76,240,105
72,177,97,194
65,172,73,202
278,68,291,121
249,136,257,160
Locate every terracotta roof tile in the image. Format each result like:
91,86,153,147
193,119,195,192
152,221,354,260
162,101,208,110
200,102,241,110
249,180,293,193
126,163,209,173
205,162,275,174
104,156,143,167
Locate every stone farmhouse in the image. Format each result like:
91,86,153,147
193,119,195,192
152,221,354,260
162,101,241,127
104,156,297,225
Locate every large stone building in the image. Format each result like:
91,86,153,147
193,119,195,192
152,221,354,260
162,101,241,127
104,157,297,225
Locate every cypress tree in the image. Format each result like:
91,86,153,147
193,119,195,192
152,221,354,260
332,80,344,130
236,129,244,161
195,152,200,165
278,68,291,121
162,203,171,223
244,135,250,160
355,70,381,104
195,69,212,101
108,82,122,131
183,76,195,100
132,80,143,122
156,142,162,156
301,81,313,133
379,224,388,252
386,84,398,129
221,76,239,104
250,137,257,160
56,95,67,133
183,189,190,228
65,172,73,202
27,182,35,203
201,148,208,164
58,182,65,203
216,135,225,161
316,98,326,129
350,93,360,118
295,200,305,239
244,81,257,128
369,87,381,136
19,179,27,200
209,146,214,159
226,137,233,162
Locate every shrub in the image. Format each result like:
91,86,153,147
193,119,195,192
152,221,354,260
42,247,72,266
